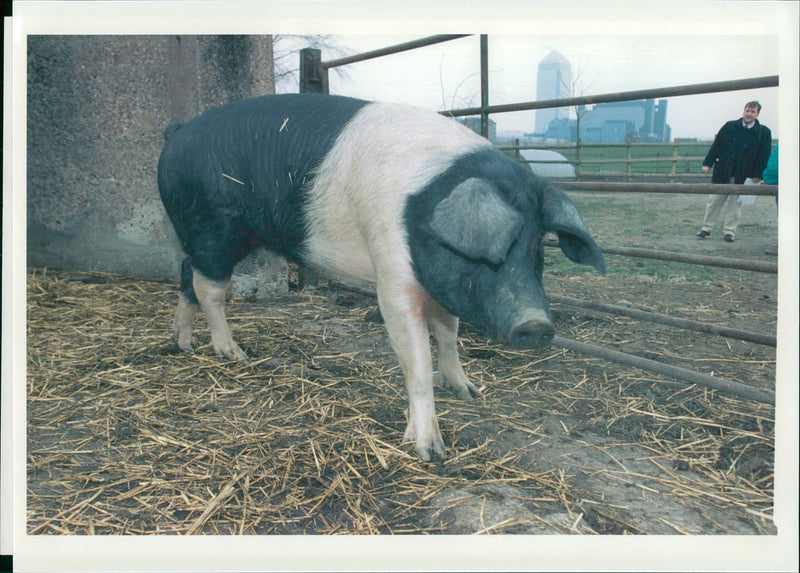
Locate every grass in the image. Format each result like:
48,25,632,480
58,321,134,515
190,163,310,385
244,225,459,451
542,190,779,286
510,142,714,178
515,141,775,178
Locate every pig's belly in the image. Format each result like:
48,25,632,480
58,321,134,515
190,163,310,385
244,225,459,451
304,229,379,288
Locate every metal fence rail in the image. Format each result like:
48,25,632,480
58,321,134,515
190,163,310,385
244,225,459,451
321,35,471,70
558,181,778,196
543,239,778,274
591,245,777,274
552,336,774,405
303,35,472,95
444,75,779,118
551,295,776,346
500,140,776,182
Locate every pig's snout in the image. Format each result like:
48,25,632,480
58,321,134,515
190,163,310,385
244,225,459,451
487,287,555,350
508,319,555,349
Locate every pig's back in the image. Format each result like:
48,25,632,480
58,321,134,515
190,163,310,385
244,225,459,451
157,93,370,259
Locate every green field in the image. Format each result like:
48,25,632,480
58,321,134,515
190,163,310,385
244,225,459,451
542,189,779,288
558,142,711,177
508,140,778,179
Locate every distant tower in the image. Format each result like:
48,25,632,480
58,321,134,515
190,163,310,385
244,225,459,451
535,50,572,135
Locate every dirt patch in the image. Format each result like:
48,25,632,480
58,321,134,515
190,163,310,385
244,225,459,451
26,257,776,535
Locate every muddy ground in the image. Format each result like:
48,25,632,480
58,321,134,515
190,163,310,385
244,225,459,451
26,192,779,537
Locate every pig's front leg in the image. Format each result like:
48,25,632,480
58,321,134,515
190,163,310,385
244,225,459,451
377,284,446,461
425,299,482,400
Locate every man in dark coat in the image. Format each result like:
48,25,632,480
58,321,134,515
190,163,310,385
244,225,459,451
696,101,772,242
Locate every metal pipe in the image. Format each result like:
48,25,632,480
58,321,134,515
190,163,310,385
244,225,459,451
599,245,777,274
557,181,778,196
552,336,774,405
443,75,779,117
320,35,472,69
480,35,489,139
550,295,776,347
543,240,778,274
527,156,707,166
501,142,707,150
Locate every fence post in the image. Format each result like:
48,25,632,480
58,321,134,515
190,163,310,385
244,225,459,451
480,35,489,139
669,138,679,183
298,48,325,288
626,133,633,181
299,48,328,93
575,138,582,179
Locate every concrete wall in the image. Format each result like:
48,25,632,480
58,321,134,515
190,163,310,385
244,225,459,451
27,35,287,296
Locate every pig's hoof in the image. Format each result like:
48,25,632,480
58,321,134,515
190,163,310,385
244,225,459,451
403,425,447,461
417,442,447,462
214,340,249,362
441,376,482,400
173,327,194,351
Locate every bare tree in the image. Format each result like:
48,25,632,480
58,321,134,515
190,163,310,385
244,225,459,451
438,55,482,111
560,57,597,144
555,57,596,174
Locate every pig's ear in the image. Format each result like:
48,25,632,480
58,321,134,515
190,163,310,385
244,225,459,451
430,177,524,264
543,186,606,274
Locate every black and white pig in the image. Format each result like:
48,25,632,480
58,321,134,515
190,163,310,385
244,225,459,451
158,93,605,461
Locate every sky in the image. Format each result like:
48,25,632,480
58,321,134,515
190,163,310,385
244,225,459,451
275,34,780,140
10,0,793,142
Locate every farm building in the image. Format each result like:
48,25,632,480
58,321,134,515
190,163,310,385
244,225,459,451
518,148,576,179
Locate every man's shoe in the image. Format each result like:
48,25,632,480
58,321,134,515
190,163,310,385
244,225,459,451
724,234,734,243
696,230,711,238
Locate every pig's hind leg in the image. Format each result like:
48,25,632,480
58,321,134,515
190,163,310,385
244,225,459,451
192,270,248,362
425,299,482,400
173,257,199,351
172,257,247,361
174,217,251,362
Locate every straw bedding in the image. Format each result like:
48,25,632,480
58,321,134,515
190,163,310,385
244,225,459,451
26,266,777,535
